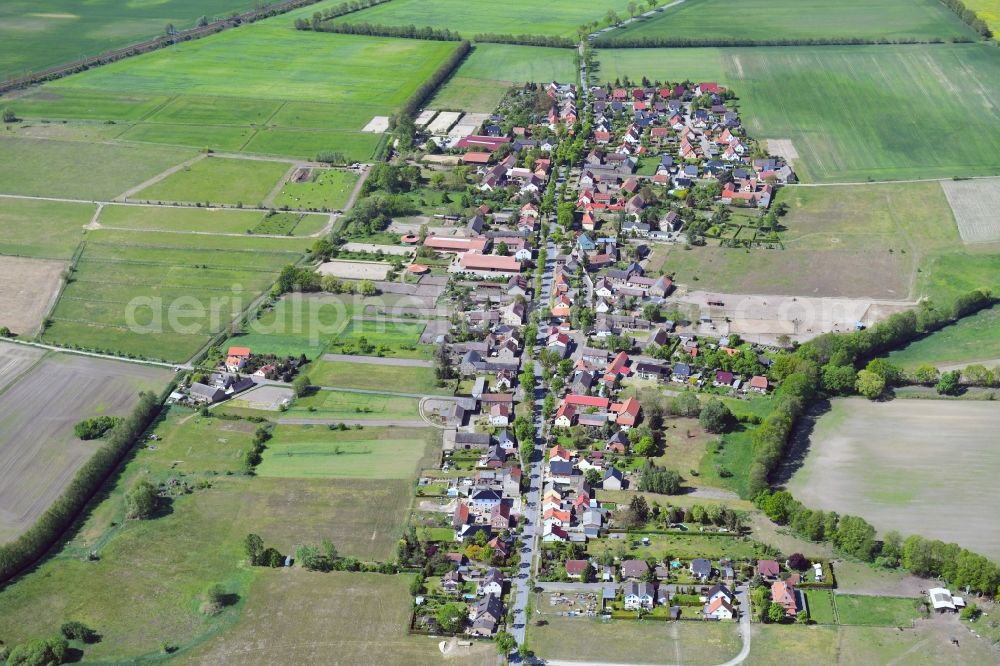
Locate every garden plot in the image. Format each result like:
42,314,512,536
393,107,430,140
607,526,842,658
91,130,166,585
940,177,1000,243
0,352,171,543
788,398,1000,560
0,256,67,336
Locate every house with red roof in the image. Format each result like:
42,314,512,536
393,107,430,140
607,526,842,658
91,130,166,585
565,559,589,579
611,397,641,428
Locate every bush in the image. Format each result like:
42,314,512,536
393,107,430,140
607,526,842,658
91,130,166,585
124,479,158,520
7,636,68,666
60,620,99,644
73,415,123,440
699,398,733,433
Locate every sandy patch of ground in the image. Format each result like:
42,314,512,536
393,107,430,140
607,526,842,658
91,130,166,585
674,289,914,344
341,242,414,256
317,260,390,281
940,177,1000,243
427,111,462,135
421,154,461,166
0,256,67,336
767,138,799,162
787,398,1000,560
361,116,390,133
0,353,171,543
415,109,437,127
229,384,293,411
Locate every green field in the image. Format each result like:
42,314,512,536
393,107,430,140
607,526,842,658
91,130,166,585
431,43,578,112
530,613,741,664
834,595,924,627
308,358,450,394
965,0,1000,31
916,248,1000,304
256,425,437,479
42,232,306,362
806,590,838,625
133,156,290,206
607,0,975,43
652,181,970,299
179,570,494,666
595,44,1000,183
286,390,422,421
330,0,636,36
0,197,92,259
0,406,417,660
0,136,195,200
274,168,358,211
888,304,1000,370
336,318,426,349
4,28,460,160
230,293,361,359
0,0,261,80
97,204,324,236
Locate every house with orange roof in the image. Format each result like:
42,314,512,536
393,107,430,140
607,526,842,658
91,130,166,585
611,397,641,428
549,444,572,462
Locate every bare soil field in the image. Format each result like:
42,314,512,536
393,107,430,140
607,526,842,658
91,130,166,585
317,259,390,280
0,342,45,393
674,289,914,344
787,398,1000,559
940,177,1000,243
0,255,68,336
0,353,171,543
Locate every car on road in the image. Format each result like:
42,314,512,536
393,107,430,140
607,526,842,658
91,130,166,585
520,561,530,568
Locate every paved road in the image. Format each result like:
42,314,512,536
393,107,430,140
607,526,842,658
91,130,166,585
321,353,433,368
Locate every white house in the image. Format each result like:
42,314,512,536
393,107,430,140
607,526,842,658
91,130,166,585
623,580,654,610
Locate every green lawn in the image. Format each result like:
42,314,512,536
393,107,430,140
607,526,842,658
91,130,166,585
286,390,422,421
0,0,262,79
256,424,437,479
273,168,358,211
330,0,637,36
595,44,1000,183
606,0,975,43
0,136,195,200
134,156,289,206
888,304,1000,370
0,197,93,260
806,590,837,625
307,359,451,395
699,425,756,499
336,318,426,349
834,595,924,627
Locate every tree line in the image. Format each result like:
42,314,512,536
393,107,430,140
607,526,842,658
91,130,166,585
0,391,162,582
472,33,576,48
298,20,461,41
941,0,993,38
291,0,394,30
593,35,969,48
756,490,1000,595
